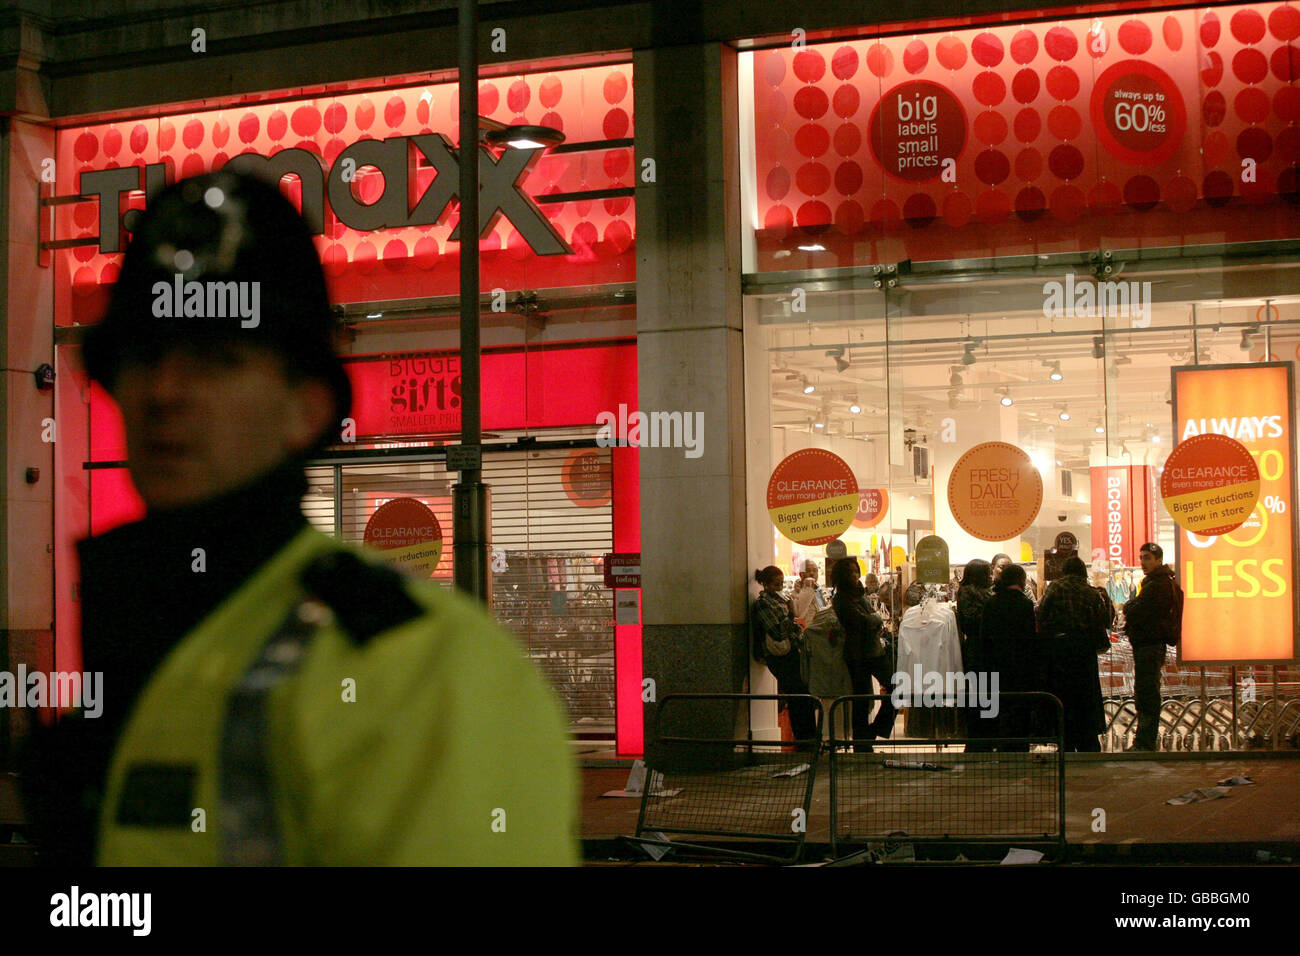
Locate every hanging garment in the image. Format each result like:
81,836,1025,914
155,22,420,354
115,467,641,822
895,598,963,737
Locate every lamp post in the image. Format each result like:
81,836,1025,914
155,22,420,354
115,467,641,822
453,0,488,601
452,2,563,602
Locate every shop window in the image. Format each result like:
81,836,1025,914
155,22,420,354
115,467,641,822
745,272,1300,752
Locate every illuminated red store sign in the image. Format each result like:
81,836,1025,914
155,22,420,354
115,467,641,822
80,135,572,256
55,64,637,322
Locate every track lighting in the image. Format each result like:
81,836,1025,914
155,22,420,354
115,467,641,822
997,387,1013,407
1047,360,1063,381
1058,406,1071,421
949,367,964,387
1240,326,1257,351
826,348,850,373
961,340,977,366
1092,336,1105,359
850,402,862,414
803,378,815,394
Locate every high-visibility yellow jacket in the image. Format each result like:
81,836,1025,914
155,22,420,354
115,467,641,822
96,526,578,866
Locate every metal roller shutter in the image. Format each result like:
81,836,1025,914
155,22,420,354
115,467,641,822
301,447,615,738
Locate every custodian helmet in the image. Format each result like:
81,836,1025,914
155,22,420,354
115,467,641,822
84,169,351,426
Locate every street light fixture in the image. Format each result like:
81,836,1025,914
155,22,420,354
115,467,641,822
482,124,566,150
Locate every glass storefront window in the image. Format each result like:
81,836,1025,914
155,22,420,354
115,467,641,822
744,265,1300,751
739,1,1300,754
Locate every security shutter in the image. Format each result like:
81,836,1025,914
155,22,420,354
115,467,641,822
487,448,615,738
302,447,616,737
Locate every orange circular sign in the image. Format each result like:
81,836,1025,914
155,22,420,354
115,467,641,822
363,497,443,577
852,487,889,529
766,449,859,546
947,442,1043,541
1160,434,1260,535
561,450,612,508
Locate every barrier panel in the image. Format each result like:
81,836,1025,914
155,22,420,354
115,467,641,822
631,694,822,863
828,693,1066,860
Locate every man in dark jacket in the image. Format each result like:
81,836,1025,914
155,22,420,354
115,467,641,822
955,559,993,751
980,564,1043,752
1122,542,1177,751
1037,557,1106,752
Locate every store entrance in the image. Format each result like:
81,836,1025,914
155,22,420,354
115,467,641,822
303,445,617,740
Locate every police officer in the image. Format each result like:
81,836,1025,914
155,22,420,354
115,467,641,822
21,170,577,865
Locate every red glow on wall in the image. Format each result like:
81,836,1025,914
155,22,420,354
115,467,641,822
613,439,642,755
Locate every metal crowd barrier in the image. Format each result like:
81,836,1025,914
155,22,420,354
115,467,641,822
631,694,823,864
827,693,1066,861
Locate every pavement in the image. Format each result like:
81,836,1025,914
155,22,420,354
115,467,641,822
4,755,1298,866
578,752,1300,865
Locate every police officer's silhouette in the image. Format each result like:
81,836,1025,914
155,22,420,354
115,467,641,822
22,170,577,866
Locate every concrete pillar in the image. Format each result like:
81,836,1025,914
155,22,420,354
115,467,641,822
0,98,57,762
635,43,746,746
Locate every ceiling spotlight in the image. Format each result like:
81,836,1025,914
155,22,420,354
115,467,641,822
1120,443,1131,458
814,421,825,429
1240,326,1258,351
1047,360,1063,382
803,378,815,395
482,124,566,150
1092,336,1105,359
949,367,964,387
997,387,1013,407
850,402,862,414
826,348,850,373
1151,434,1161,444
1095,424,1105,434
961,340,978,366
1058,407,1071,421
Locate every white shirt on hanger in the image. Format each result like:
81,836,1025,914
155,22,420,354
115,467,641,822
896,598,963,680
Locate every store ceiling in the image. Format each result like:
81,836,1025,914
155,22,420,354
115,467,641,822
760,297,1300,472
